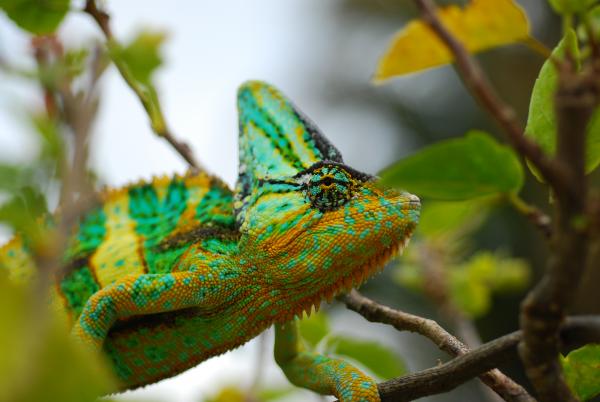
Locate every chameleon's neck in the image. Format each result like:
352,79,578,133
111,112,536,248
225,249,331,325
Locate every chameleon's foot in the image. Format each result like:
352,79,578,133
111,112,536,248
275,322,381,402
329,363,380,402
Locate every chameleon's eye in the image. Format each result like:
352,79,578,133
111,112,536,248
306,165,355,211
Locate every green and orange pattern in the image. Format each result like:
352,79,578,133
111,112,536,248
0,81,420,402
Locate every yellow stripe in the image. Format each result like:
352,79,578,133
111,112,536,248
91,193,145,287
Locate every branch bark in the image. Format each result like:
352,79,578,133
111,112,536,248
342,290,533,402
376,315,600,402
334,306,600,402
519,62,598,402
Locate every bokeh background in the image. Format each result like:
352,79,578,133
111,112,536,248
0,1,567,401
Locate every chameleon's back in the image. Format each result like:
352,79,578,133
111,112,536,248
0,172,239,342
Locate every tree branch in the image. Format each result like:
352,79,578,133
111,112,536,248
508,194,552,239
412,0,569,195
83,0,203,171
337,296,600,402
519,61,598,402
333,310,600,402
409,2,600,400
376,315,600,402
342,290,533,402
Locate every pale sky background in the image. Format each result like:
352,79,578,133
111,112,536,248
0,1,554,401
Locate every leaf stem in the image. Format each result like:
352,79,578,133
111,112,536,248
522,37,553,59
563,14,574,37
507,193,552,238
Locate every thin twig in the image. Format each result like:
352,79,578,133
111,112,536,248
83,0,203,171
413,0,569,195
508,194,552,238
342,290,533,402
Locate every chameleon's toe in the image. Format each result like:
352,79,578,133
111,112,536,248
330,362,381,402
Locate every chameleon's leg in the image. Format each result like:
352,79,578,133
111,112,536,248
72,272,220,351
274,320,380,402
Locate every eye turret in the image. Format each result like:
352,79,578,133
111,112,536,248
306,165,355,211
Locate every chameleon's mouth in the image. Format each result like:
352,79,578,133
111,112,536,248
278,234,413,322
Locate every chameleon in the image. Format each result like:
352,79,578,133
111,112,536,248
0,81,420,402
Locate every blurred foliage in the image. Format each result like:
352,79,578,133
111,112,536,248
374,0,530,80
560,344,600,400
204,386,246,402
416,198,491,239
110,30,167,86
109,30,168,133
0,0,70,34
299,312,407,380
548,0,598,14
396,249,530,318
380,131,523,200
298,309,329,348
0,277,115,402
447,251,529,317
204,385,296,402
325,335,407,379
525,29,600,178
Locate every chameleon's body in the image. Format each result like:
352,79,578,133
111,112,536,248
0,82,420,402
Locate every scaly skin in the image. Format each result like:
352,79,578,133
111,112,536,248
0,81,420,402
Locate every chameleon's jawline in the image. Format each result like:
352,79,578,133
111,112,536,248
279,236,412,322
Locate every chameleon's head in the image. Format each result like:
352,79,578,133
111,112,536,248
235,81,419,316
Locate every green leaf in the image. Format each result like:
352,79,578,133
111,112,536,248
0,0,70,34
587,5,600,33
374,0,530,80
325,335,407,380
0,187,48,244
525,30,600,178
30,113,64,162
0,165,29,193
0,277,115,402
63,48,90,79
109,31,168,133
547,0,597,14
417,198,492,238
298,312,330,348
110,30,167,85
380,131,524,200
561,344,600,400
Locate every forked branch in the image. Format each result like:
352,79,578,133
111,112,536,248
341,290,600,402
342,290,533,402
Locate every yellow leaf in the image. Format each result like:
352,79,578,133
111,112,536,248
375,0,530,81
